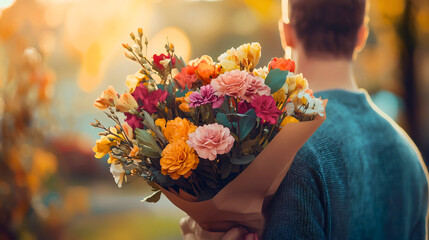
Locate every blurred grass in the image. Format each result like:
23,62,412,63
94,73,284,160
65,210,181,240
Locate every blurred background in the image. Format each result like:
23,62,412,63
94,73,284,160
0,0,428,239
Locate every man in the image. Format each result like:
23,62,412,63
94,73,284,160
263,0,428,239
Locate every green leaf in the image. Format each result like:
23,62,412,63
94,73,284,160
238,109,257,141
216,112,232,129
141,110,166,145
141,190,161,203
135,128,162,152
174,55,187,72
230,154,256,165
265,69,289,93
175,85,190,97
141,145,161,158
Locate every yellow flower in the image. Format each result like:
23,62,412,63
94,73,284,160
237,42,261,71
280,116,300,128
287,73,308,97
94,86,119,110
252,66,269,79
273,88,287,107
93,136,116,159
160,140,199,180
116,93,138,112
126,71,149,93
107,154,121,164
161,117,197,143
218,59,240,73
218,42,261,72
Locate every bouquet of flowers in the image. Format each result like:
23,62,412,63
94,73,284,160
91,28,326,238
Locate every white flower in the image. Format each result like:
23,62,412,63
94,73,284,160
110,163,126,188
306,97,325,117
159,59,171,68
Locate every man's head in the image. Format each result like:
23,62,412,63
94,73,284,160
281,0,368,60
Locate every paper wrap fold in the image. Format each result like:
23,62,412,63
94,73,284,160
159,101,327,239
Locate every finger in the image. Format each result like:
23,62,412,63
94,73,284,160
221,227,249,240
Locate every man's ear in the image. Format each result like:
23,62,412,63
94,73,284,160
283,22,296,48
278,20,296,49
355,24,369,53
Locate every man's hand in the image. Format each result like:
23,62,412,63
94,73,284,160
180,216,258,240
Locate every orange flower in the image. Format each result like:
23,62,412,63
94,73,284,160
94,86,119,110
162,117,197,143
190,56,219,85
93,136,116,159
175,91,194,112
116,93,138,112
160,140,199,180
128,145,139,158
122,122,134,140
268,58,296,73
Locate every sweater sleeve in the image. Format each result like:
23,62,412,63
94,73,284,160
263,153,326,240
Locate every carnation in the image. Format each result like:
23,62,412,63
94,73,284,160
153,53,176,71
251,95,282,125
187,123,235,161
160,140,199,180
242,75,271,102
132,83,168,114
189,85,224,109
210,70,250,99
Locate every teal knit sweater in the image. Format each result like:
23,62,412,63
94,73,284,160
263,89,428,239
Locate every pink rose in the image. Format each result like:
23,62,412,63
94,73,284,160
251,95,282,125
210,70,250,99
242,75,271,102
187,123,235,161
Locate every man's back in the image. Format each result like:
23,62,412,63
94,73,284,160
263,89,428,239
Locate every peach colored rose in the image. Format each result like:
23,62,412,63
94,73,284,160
187,123,235,161
189,56,219,85
94,86,119,110
242,75,271,102
210,70,250,99
116,93,138,112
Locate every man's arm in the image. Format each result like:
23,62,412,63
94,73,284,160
263,161,326,240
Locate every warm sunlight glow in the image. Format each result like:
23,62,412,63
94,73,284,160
148,27,191,63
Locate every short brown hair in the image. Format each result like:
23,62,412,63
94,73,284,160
288,0,367,59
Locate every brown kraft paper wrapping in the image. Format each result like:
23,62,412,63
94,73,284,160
159,100,328,239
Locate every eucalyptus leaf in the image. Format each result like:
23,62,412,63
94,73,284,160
141,190,161,203
135,128,162,152
141,145,161,158
265,69,289,93
230,154,256,165
141,110,166,144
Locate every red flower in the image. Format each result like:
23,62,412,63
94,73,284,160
237,101,252,114
153,54,176,71
251,95,282,125
132,83,168,114
174,66,198,89
124,113,144,130
268,57,295,73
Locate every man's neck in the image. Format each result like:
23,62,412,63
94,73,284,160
293,50,359,93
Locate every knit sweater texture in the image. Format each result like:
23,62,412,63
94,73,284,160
263,89,428,240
